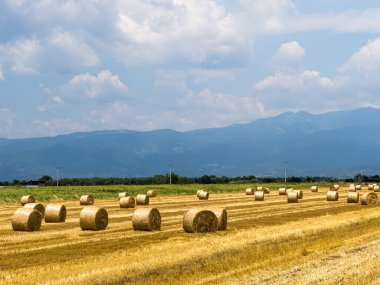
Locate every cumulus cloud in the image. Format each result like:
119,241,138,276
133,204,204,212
272,41,305,68
63,70,128,100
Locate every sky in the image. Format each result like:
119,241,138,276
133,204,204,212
0,0,380,138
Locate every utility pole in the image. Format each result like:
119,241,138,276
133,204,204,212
56,166,60,187
283,161,287,183
169,164,172,185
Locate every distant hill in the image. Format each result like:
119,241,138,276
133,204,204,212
1,107,380,180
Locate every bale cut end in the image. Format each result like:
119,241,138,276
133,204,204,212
183,208,218,233
80,207,108,231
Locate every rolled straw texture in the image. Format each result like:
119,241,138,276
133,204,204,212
20,195,35,206
209,208,227,230
279,188,287,195
80,195,94,205
12,208,42,231
361,192,379,206
310,186,318,192
183,208,218,233
255,191,265,201
45,204,66,223
287,192,298,203
347,192,359,203
198,191,209,200
245,188,254,195
132,208,161,231
146,190,157,198
23,203,45,218
118,192,128,200
136,194,149,205
119,196,136,208
327,191,339,201
80,207,108,231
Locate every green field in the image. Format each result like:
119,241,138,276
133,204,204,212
0,182,332,203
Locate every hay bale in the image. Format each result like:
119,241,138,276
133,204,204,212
209,208,227,230
347,192,359,203
146,190,157,198
245,188,254,195
368,184,374,190
118,192,128,200
20,195,35,206
119,196,135,208
12,208,42,231
255,191,265,201
136,194,149,205
198,191,209,200
45,204,66,223
348,185,356,192
196,189,205,197
80,195,94,205
330,184,339,191
262,187,270,194
287,192,298,203
132,208,161,231
327,191,339,201
294,190,303,199
279,188,287,195
286,188,294,194
79,207,108,231
23,203,45,218
183,208,218,233
361,192,379,206
374,185,380,192
310,186,318,192
355,185,362,190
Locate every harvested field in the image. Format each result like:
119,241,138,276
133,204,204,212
1,186,380,285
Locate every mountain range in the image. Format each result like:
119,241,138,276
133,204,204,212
1,107,380,180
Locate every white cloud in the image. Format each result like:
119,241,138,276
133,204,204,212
0,67,3,80
63,70,128,100
340,38,380,84
189,68,236,84
0,108,14,136
272,41,305,67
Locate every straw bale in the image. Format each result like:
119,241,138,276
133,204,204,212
310,186,318,192
255,191,265,201
118,192,128,200
21,195,35,206
279,188,287,195
347,192,359,203
327,191,339,201
146,190,157,198
198,191,209,200
136,194,149,205
119,196,136,208
12,208,42,231
45,204,66,223
361,192,379,206
183,208,218,233
245,188,254,195
287,192,298,203
80,195,94,205
23,203,45,218
132,208,161,231
209,208,227,230
80,207,108,230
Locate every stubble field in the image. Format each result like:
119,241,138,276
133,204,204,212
1,185,380,285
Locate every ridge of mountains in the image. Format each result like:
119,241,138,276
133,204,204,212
1,107,380,180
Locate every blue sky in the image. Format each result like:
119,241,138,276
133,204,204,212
0,0,379,138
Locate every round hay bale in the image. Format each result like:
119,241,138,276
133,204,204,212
136,194,149,205
294,190,303,199
330,184,339,191
183,208,218,233
286,188,294,194
361,192,379,206
118,192,128,200
196,190,205,197
79,207,108,231
310,186,318,192
327,191,339,201
20,195,35,206
198,191,209,200
262,187,270,194
12,208,42,231
80,195,94,205
209,208,227,231
146,190,157,198
355,185,362,191
132,208,161,231
255,191,265,201
279,188,287,195
45,204,66,223
287,192,298,203
245,188,254,195
347,192,359,203
23,203,45,218
348,185,356,192
119,196,135,208
368,184,374,190
374,185,380,192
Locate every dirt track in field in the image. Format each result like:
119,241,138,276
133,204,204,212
1,187,380,285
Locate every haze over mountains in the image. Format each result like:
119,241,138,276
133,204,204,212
0,107,379,180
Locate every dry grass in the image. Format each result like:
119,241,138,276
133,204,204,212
1,187,380,284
